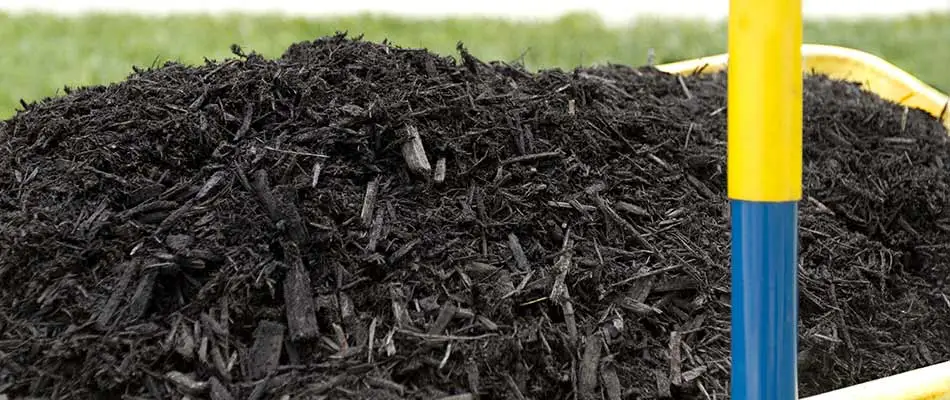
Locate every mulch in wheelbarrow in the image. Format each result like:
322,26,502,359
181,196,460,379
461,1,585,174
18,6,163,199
2,33,949,399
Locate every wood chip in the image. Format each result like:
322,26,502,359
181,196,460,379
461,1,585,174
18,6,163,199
281,241,320,341
211,346,230,380
428,302,458,335
200,313,228,336
365,376,406,395
248,320,285,380
198,336,209,364
165,234,194,251
601,360,622,400
578,334,602,400
503,373,527,400
677,75,693,99
155,199,195,234
367,317,378,363
311,160,323,188
77,200,111,239
96,260,137,330
250,169,281,223
670,331,683,386
388,238,418,264
367,210,384,252
592,195,662,259
655,370,672,398
549,241,577,341
174,322,197,359
209,377,235,400
434,157,447,183
165,371,208,395
507,233,529,270
196,170,228,201
829,284,855,352
455,307,475,319
389,284,413,329
615,200,650,217
382,328,397,356
233,102,254,140
547,200,597,212
686,173,716,199
360,177,380,227
275,186,310,245
610,264,682,289
476,315,499,331
304,374,346,395
626,267,656,302
247,377,270,400
500,150,563,166
401,125,432,174
682,365,708,382
437,395,474,400
465,360,480,399
126,183,166,206
619,298,663,316
127,268,158,321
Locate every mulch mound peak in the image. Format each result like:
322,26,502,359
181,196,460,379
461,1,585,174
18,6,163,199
2,33,950,399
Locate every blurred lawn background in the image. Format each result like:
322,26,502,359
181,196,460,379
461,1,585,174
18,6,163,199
1,11,948,118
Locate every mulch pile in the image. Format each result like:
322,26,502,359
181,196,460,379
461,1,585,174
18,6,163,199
2,33,950,399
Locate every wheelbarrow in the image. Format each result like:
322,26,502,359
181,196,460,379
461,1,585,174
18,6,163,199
655,43,950,400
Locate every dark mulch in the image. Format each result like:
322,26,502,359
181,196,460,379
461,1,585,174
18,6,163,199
2,33,949,399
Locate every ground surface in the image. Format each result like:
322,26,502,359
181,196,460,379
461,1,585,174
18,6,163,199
1,12,949,119
2,34,950,399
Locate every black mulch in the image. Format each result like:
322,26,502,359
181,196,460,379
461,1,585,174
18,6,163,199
2,33,950,399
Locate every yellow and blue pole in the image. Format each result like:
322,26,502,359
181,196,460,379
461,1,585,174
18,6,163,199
728,0,802,399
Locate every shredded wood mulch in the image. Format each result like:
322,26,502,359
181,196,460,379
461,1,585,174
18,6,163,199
2,33,950,399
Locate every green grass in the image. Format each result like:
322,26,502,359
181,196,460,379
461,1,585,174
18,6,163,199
1,11,948,118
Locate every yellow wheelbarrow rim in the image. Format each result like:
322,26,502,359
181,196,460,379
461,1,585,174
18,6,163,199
655,44,950,133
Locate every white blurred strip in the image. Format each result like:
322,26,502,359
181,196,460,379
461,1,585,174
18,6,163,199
0,0,948,23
